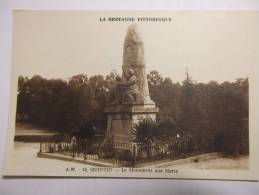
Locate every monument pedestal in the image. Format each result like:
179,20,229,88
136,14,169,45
105,104,159,143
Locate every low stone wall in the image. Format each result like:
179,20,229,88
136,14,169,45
37,152,114,167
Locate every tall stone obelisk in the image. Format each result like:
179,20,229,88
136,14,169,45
122,24,154,105
105,24,159,143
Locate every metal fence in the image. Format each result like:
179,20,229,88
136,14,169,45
39,138,207,167
39,141,100,160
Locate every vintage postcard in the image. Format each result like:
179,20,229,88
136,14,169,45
3,11,259,180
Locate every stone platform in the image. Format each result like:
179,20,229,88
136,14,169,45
105,104,159,143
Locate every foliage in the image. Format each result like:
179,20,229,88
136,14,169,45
133,119,159,143
17,74,109,133
134,118,177,142
147,71,249,155
16,70,249,156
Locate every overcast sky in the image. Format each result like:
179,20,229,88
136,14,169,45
12,11,258,83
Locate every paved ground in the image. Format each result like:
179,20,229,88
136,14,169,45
4,142,249,176
4,142,93,176
146,156,248,169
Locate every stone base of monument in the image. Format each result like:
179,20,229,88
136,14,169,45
104,104,159,144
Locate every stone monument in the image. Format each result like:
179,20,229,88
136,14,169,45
105,24,159,144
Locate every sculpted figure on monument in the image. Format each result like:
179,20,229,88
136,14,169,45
108,68,141,105
123,68,140,104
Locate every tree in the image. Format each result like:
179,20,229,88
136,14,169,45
147,70,163,86
17,76,30,122
16,72,249,155
133,120,158,143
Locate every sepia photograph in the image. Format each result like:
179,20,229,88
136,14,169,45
3,11,258,179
